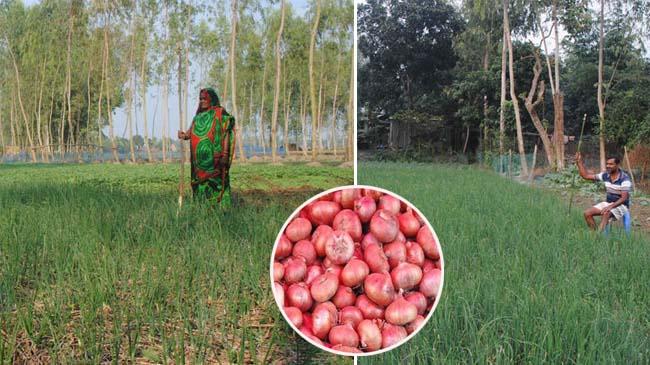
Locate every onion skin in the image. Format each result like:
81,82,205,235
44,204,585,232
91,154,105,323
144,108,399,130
364,244,390,273
341,259,369,287
355,295,385,319
405,241,425,267
339,306,364,328
332,286,356,309
383,241,406,268
331,344,363,353
398,211,421,238
287,283,313,311
364,273,395,307
390,262,423,290
311,225,333,257
305,265,325,285
273,262,284,282
417,226,440,260
422,259,437,273
419,268,442,298
361,232,381,250
354,196,377,223
357,319,382,352
332,209,362,242
273,282,284,307
340,189,361,209
384,296,418,325
283,258,307,284
370,210,399,243
284,307,303,328
312,302,337,339
310,272,340,303
286,217,312,242
292,240,317,265
275,234,292,260
405,315,426,334
363,188,383,201
325,230,355,265
405,291,427,315
308,201,342,226
381,323,407,349
378,195,401,216
328,324,359,348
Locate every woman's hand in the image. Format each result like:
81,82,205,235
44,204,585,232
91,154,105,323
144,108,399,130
178,130,188,140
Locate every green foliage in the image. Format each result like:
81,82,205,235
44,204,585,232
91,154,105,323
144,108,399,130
359,162,650,364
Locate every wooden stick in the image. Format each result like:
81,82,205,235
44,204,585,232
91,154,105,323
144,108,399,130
178,139,185,210
568,114,587,214
624,146,636,189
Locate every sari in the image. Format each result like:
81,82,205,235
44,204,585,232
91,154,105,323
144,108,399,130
189,88,235,207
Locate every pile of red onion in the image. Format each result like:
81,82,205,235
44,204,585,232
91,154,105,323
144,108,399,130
271,187,443,354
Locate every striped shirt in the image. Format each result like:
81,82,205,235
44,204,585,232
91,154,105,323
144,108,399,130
595,170,632,207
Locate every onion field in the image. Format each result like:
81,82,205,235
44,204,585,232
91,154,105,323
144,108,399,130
0,162,352,364
358,162,650,364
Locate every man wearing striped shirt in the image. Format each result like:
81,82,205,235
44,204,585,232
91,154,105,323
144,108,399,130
576,152,632,231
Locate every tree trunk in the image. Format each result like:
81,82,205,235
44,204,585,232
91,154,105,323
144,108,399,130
504,0,528,176
10,91,16,148
317,54,325,152
229,0,246,162
330,54,342,158
283,63,291,157
6,37,37,162
300,89,308,157
66,13,75,156
105,7,119,163
346,49,354,163
524,52,555,167
128,28,136,163
141,37,153,162
482,38,490,155
47,84,55,160
97,11,106,162
499,31,507,158
309,0,321,161
597,0,606,170
37,60,46,161
271,0,285,163
551,1,564,170
259,62,268,155
162,2,169,163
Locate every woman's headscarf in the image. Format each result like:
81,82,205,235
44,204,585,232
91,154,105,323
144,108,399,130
196,87,221,115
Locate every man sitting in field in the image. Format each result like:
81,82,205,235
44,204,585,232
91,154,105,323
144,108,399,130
575,152,632,231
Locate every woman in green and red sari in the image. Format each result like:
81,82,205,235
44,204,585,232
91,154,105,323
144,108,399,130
178,88,235,207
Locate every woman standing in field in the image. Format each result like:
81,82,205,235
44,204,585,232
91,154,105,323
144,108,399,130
178,88,235,208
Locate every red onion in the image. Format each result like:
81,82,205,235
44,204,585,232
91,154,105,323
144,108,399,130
357,319,382,351
383,241,406,268
384,295,418,325
292,240,317,265
363,188,383,200
332,286,356,309
312,302,337,339
390,230,406,245
275,234,292,260
307,201,342,226
326,265,342,278
370,209,399,243
284,307,303,328
417,226,440,260
405,291,427,315
331,191,342,205
331,344,363,353
273,282,284,307
273,262,284,282
285,217,312,242
287,283,312,311
310,272,339,303
354,196,377,223
311,225,333,257
405,315,425,334
364,273,395,307
390,262,423,290
341,258,369,287
329,324,359,348
381,323,407,349
419,268,442,297
361,232,381,250
398,211,421,237
422,259,437,273
364,244,390,273
355,295,385,319
340,189,361,209
283,258,306,284
325,230,355,265
339,306,364,328
405,241,425,267
305,264,325,285
332,209,362,242
378,194,401,215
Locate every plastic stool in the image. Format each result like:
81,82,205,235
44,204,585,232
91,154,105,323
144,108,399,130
604,209,631,236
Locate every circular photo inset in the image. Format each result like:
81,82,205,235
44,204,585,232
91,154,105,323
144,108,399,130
270,186,444,356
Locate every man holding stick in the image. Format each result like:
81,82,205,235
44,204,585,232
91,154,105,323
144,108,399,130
575,152,632,231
